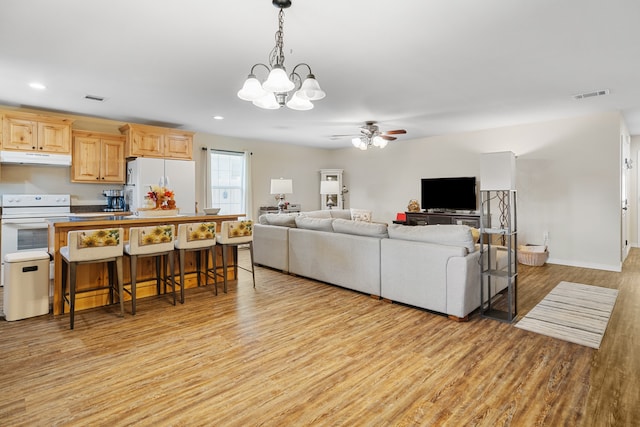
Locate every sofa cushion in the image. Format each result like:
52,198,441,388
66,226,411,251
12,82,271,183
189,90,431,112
350,208,372,222
294,216,334,232
299,210,332,219
332,218,388,238
330,209,352,220
259,213,298,227
388,224,476,253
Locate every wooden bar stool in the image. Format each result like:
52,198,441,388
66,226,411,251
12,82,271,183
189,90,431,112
60,228,124,330
174,222,218,301
124,225,176,315
216,220,255,293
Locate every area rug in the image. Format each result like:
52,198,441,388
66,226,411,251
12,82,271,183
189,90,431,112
515,281,618,349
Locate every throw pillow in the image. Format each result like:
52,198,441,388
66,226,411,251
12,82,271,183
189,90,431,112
470,227,480,244
350,208,372,222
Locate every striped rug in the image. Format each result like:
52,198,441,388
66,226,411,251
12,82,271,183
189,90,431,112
515,281,618,349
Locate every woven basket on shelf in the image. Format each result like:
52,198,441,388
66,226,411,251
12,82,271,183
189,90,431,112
518,245,548,266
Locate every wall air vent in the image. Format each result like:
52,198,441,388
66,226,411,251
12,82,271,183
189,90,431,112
573,89,609,100
84,94,106,102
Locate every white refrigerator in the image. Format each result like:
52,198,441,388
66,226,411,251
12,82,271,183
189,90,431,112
124,158,196,214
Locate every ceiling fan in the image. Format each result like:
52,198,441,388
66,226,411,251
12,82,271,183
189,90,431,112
330,121,407,150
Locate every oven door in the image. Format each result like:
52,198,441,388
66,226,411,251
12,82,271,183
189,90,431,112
1,218,52,287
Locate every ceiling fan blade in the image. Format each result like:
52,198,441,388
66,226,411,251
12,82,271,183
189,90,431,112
381,135,397,141
330,134,359,140
383,129,407,135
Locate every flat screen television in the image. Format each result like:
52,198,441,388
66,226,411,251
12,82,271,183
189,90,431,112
421,177,477,211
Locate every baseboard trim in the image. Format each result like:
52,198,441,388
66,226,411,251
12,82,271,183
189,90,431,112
546,257,621,272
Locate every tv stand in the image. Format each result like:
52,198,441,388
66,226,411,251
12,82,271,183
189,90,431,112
405,211,488,228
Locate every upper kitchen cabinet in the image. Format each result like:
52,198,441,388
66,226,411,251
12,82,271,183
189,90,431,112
1,111,72,154
71,130,126,183
119,123,193,160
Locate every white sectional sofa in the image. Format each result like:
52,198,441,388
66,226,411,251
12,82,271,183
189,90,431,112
254,210,507,320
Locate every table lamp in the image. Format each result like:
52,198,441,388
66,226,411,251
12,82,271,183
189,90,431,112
270,178,293,213
320,180,340,209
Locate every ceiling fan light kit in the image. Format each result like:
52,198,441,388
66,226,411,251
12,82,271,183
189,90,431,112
346,121,406,150
237,0,326,111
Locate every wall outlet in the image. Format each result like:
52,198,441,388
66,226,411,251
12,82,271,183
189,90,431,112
543,231,549,241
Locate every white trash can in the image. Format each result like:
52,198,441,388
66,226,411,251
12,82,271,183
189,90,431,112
3,251,50,321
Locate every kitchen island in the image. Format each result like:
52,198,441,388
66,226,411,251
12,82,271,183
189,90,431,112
48,213,245,315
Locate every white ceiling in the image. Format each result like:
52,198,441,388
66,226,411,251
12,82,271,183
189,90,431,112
1,0,640,149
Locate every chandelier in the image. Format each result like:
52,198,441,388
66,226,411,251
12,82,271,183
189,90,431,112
237,0,325,110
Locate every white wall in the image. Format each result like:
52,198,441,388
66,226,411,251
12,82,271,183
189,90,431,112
193,134,333,219
329,112,625,271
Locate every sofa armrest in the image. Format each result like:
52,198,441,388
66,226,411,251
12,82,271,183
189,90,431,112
446,250,482,318
253,224,290,272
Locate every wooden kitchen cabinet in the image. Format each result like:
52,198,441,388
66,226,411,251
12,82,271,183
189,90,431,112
119,123,193,159
165,131,193,159
1,112,72,154
71,130,126,183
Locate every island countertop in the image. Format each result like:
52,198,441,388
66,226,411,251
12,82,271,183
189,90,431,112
48,213,246,315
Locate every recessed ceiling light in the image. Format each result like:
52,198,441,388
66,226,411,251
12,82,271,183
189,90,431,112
213,116,224,120
84,94,106,102
573,89,609,100
29,82,46,90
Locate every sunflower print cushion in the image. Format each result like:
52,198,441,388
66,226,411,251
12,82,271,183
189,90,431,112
77,228,120,249
137,225,174,246
227,220,253,238
186,222,217,242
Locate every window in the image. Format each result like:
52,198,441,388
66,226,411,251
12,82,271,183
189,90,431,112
208,150,248,215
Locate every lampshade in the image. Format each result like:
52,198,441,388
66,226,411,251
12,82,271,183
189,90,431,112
286,91,314,110
320,180,340,195
262,66,295,93
252,92,281,110
237,75,267,101
372,136,387,148
298,74,326,101
480,151,516,191
270,178,293,195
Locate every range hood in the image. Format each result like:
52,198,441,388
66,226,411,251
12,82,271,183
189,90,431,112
0,150,72,166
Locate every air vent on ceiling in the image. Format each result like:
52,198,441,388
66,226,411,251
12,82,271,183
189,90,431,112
573,89,609,100
84,94,106,102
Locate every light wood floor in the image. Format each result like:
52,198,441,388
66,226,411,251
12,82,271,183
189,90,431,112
1,248,639,426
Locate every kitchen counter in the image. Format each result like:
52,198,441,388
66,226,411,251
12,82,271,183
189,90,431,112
48,213,245,315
